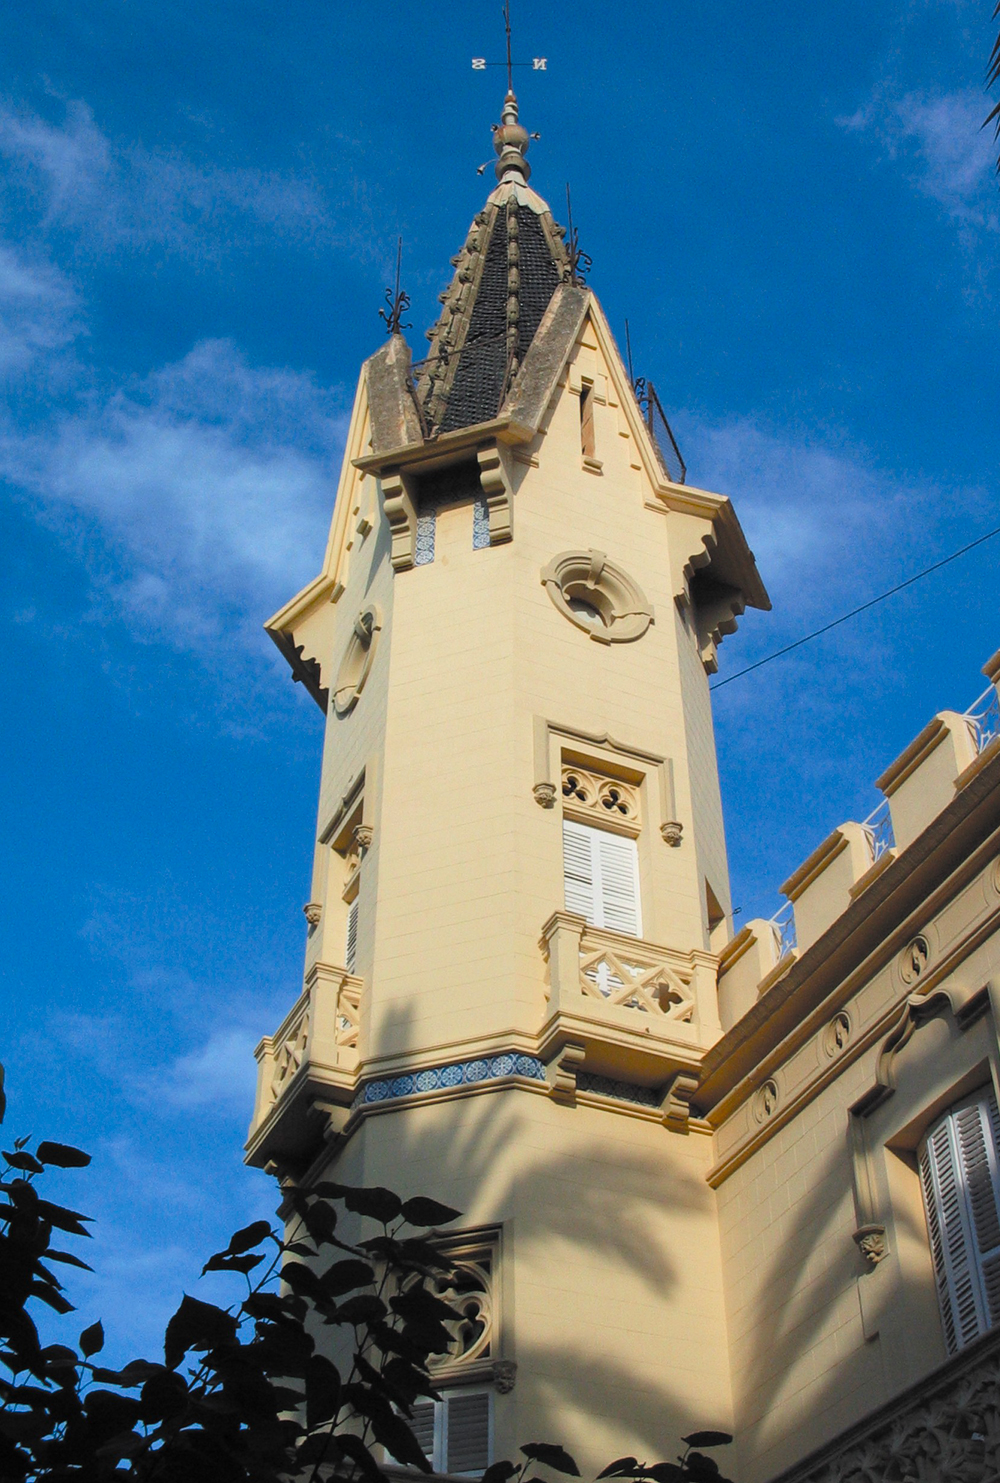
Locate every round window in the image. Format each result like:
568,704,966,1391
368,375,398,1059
541,550,653,644
332,604,382,715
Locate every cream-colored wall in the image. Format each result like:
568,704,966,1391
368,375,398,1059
323,1088,733,1475
713,860,1000,1483
310,317,732,1069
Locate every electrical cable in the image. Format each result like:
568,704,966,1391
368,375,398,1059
709,522,1000,693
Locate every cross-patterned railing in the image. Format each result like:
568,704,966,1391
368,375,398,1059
965,684,1000,756
861,797,895,862
769,901,797,960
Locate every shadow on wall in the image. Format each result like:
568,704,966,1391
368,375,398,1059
301,996,726,1471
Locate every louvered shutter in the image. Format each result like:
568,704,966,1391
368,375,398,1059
345,897,359,973
919,1090,1000,1353
445,1390,491,1475
562,820,597,920
595,831,642,937
405,1401,436,1466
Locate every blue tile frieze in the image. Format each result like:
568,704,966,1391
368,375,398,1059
354,1054,545,1109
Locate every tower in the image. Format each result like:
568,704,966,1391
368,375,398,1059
248,86,769,1471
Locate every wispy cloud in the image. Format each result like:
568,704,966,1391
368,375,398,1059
147,1028,260,1109
0,98,330,257
0,240,79,376
838,86,998,229
2,335,344,670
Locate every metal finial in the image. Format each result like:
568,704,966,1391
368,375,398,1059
378,237,411,336
493,87,531,182
565,184,592,285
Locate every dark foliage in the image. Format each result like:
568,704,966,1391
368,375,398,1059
988,0,1000,173
0,1125,732,1483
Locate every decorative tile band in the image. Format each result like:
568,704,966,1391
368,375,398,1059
577,1072,661,1109
354,1054,546,1109
472,495,491,550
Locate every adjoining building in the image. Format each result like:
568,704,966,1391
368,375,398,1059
246,83,1000,1483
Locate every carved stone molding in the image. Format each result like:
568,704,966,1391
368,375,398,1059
852,1222,888,1269
547,1040,587,1104
561,764,640,829
768,1327,1000,1483
752,1079,779,1124
899,933,931,985
303,902,322,927
540,549,654,644
352,823,374,852
660,820,684,847
532,781,557,808
476,444,514,545
822,1010,852,1060
333,605,383,717
492,1358,517,1394
663,1071,700,1133
379,469,417,571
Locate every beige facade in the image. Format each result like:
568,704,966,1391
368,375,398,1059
246,86,1000,1483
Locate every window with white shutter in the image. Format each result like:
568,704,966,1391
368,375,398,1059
345,896,359,973
562,820,641,937
919,1088,1000,1354
391,1390,492,1475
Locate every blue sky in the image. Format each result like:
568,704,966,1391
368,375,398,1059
2,0,998,1359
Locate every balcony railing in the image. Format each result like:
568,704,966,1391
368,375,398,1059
769,901,797,960
861,796,896,862
540,912,719,1059
247,962,362,1163
767,1324,1000,1483
966,684,1000,757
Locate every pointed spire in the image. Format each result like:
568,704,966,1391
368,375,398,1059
493,89,531,183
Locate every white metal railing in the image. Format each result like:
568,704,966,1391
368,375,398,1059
965,684,1000,756
861,797,895,862
770,900,797,959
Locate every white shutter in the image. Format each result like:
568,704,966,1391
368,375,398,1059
562,820,597,921
407,1401,436,1465
562,821,641,937
445,1390,491,1475
345,897,359,973
919,1090,1000,1353
595,831,642,937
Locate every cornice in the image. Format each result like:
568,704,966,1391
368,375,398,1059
697,742,1000,1117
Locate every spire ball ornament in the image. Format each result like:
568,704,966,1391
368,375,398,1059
494,90,531,182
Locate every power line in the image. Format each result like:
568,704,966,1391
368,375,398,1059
709,522,1000,693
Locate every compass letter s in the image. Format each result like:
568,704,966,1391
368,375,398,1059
472,57,486,69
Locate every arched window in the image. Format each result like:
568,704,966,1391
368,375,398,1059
919,1088,1000,1353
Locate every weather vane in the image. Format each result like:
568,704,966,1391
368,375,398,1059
564,184,592,286
472,0,547,80
378,237,411,337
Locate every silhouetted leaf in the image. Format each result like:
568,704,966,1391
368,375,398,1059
334,1293,387,1326
345,1186,403,1223
305,1352,342,1431
400,1196,462,1227
3,1151,43,1174
482,1462,521,1483
646,1467,686,1483
521,1444,581,1475
45,1248,93,1272
682,1434,732,1450
164,1294,238,1370
138,1369,189,1422
684,1457,720,1482
597,1458,640,1479
320,1258,375,1296
35,1142,91,1168
79,1321,104,1357
201,1251,265,1276
281,1261,331,1305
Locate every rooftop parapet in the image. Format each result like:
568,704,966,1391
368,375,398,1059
715,646,1000,1028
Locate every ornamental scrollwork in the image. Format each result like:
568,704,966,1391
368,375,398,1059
561,764,640,828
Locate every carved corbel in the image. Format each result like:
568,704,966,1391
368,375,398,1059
379,469,417,571
477,444,514,545
547,1041,586,1105
492,1359,517,1394
662,1071,699,1133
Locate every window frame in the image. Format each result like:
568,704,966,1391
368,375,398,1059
562,817,643,938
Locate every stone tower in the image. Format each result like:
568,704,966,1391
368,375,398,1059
248,87,769,1473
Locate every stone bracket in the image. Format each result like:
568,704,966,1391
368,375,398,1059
477,443,515,544
546,1040,586,1105
379,469,417,571
662,1071,700,1132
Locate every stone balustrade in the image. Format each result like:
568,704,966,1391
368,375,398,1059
539,911,720,1075
246,962,362,1168
769,1325,1000,1483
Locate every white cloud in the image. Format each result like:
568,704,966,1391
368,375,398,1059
146,1028,260,1109
1,338,345,659
838,87,998,228
0,98,330,256
0,240,79,375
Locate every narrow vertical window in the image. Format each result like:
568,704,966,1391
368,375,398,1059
562,820,641,937
345,895,359,973
579,382,595,458
919,1089,1000,1353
